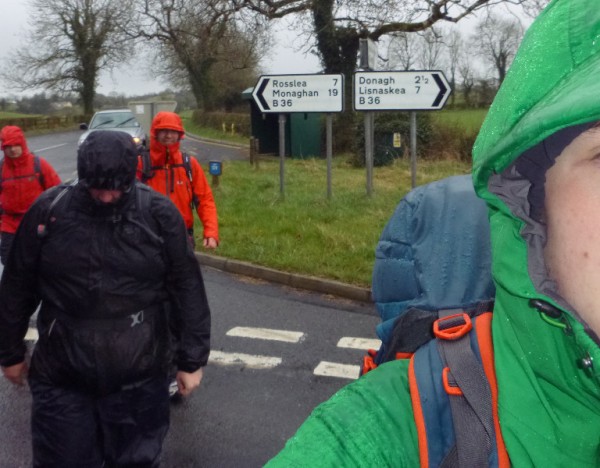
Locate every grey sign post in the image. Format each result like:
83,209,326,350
353,70,451,188
251,74,344,199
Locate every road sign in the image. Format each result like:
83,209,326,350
209,161,222,176
353,71,451,111
252,74,344,113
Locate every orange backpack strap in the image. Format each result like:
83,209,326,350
408,310,509,468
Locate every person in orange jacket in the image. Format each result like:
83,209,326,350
137,112,219,249
0,125,61,264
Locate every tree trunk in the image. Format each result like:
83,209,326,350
312,0,361,151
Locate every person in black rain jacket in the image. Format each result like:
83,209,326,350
0,130,211,466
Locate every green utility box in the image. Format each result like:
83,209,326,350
242,88,322,158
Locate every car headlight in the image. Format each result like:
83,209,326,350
132,136,141,144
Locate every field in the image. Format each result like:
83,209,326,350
432,108,488,133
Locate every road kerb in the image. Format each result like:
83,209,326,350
194,252,373,303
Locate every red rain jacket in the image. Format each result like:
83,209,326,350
137,112,219,242
0,126,61,234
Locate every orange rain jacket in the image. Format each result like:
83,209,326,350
136,112,219,243
0,126,61,234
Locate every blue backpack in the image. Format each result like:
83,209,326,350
363,175,509,467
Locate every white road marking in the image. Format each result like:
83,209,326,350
337,337,381,350
24,326,372,381
25,327,39,341
33,143,69,152
208,350,282,369
314,361,361,380
226,326,304,343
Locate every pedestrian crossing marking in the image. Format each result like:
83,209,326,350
226,327,304,343
314,361,360,380
208,350,282,369
25,326,371,379
337,337,381,350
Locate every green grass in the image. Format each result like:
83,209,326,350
197,156,471,287
180,110,249,146
432,108,488,133
0,111,44,119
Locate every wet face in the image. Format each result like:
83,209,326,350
3,145,23,159
544,126,600,335
156,129,180,146
88,188,123,204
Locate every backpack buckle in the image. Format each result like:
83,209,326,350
433,313,472,340
442,367,463,396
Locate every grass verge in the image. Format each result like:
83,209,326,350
180,111,248,146
199,155,471,287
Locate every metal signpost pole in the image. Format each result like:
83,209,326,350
278,113,286,198
410,111,417,189
326,113,333,199
364,112,374,196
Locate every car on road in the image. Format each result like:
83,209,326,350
78,109,147,148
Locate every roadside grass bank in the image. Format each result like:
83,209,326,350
181,112,248,146
198,156,471,287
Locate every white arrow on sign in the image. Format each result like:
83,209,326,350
353,71,451,111
252,74,344,113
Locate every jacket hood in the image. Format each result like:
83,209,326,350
77,130,137,190
1,126,30,154
472,0,600,462
150,111,184,162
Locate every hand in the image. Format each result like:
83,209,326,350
176,367,204,397
2,361,28,386
203,237,218,249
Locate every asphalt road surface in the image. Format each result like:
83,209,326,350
0,131,381,467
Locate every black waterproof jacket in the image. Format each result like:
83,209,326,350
0,181,211,395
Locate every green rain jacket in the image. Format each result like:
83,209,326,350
267,1,600,466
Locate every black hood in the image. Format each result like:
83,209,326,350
77,130,137,190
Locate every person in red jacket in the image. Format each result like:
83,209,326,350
138,111,219,249
0,125,61,264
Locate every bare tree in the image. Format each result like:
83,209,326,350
1,0,136,116
458,49,477,107
137,0,268,111
472,11,523,85
386,27,445,70
417,27,446,70
520,0,550,18
242,0,535,76
385,33,421,71
444,28,463,106
241,0,536,149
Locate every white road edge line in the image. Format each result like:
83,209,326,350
208,350,282,369
33,143,69,152
314,361,360,380
226,326,304,343
337,337,381,350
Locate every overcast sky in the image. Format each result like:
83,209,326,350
0,0,321,98
0,1,533,99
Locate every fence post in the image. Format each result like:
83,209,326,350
253,138,260,169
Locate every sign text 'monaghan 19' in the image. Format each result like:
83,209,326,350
252,74,344,113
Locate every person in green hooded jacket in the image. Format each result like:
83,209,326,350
266,1,600,466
